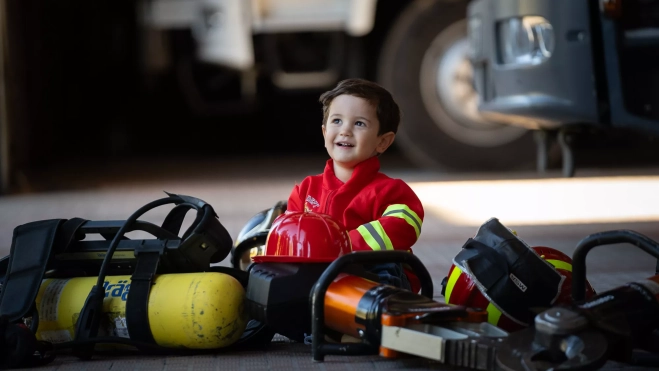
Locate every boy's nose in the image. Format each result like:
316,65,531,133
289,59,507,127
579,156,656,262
339,126,352,136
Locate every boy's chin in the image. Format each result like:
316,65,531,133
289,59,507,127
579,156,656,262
332,159,360,169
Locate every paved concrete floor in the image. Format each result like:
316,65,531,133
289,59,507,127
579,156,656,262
1,154,658,370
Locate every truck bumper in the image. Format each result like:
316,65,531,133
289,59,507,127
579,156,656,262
468,0,599,130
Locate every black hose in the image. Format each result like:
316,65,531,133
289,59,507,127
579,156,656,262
95,197,176,289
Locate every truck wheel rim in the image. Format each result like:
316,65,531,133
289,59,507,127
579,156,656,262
419,20,527,148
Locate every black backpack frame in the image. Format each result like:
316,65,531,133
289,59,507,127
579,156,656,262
0,192,241,368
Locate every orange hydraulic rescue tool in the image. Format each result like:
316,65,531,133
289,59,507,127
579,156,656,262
310,251,508,370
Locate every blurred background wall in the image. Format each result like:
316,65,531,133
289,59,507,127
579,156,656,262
0,1,410,176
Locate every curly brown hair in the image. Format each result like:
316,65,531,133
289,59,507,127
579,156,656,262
319,78,401,135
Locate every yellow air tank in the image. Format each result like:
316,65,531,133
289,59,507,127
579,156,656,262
35,272,247,349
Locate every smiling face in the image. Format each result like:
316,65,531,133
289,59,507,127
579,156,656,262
322,94,395,177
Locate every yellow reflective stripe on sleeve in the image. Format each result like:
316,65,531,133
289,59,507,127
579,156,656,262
382,204,422,238
486,302,503,326
444,266,463,303
546,259,572,272
357,221,394,251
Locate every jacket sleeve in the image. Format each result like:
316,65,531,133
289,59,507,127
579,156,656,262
349,179,424,252
286,183,304,212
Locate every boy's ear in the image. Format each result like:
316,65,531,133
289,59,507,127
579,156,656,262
376,132,396,154
321,125,327,146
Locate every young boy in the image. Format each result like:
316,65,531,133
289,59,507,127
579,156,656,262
286,78,424,292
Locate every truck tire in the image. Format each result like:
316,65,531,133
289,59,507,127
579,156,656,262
378,0,533,171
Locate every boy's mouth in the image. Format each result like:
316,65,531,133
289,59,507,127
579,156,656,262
336,142,354,147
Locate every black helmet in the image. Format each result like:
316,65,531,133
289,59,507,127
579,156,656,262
231,200,286,270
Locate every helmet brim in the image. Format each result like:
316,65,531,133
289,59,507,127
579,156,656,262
251,255,339,264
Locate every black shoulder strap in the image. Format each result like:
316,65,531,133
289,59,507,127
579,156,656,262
0,218,87,368
55,218,88,254
161,204,194,237
0,220,65,322
125,250,162,345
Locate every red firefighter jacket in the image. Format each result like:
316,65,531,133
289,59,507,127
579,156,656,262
286,156,424,290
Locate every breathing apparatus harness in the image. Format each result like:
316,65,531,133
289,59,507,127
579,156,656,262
0,192,245,369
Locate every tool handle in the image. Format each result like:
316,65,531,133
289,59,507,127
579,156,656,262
574,276,659,363
572,230,659,301
310,251,433,361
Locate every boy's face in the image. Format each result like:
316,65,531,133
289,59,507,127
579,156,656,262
322,94,395,170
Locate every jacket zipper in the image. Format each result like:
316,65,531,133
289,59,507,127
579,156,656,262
324,190,336,214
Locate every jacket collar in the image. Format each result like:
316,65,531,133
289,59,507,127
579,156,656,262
323,156,380,190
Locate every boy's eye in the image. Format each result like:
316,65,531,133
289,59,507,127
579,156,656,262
355,121,366,127
332,118,341,124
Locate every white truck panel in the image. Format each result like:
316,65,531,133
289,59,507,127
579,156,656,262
144,0,378,69
193,0,254,69
145,0,200,28
346,0,377,36
147,0,377,36
251,0,376,36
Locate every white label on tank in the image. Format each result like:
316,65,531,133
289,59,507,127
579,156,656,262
40,279,69,322
639,279,659,295
39,330,72,343
112,316,130,338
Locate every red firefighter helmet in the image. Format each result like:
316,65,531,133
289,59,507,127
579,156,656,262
252,211,352,263
443,246,597,333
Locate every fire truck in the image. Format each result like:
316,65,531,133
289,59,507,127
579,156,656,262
467,0,659,176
